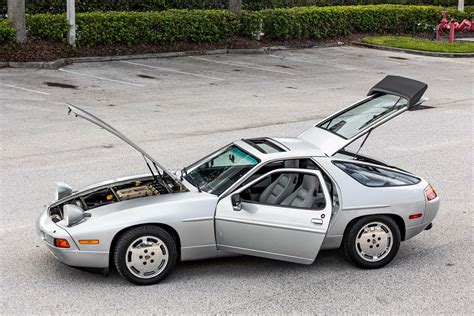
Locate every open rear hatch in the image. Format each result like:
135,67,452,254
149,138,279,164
298,75,428,156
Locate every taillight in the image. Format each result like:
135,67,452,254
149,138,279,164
425,185,438,201
54,238,70,248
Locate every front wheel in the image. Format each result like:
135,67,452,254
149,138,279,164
343,215,401,269
113,225,177,285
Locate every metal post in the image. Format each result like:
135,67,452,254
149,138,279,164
458,0,464,12
67,0,76,47
7,0,27,43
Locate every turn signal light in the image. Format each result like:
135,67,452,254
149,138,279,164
54,238,70,248
79,240,100,245
425,185,438,201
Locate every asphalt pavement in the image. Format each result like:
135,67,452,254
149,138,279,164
0,45,472,314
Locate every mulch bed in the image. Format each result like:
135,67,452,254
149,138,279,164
0,35,365,62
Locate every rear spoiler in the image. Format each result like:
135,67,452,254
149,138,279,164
368,75,428,108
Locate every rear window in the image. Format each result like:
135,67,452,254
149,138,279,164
317,94,408,139
333,161,420,187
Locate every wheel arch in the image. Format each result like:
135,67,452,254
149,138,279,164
109,223,182,268
342,213,406,242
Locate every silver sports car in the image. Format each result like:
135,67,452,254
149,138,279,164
37,75,440,285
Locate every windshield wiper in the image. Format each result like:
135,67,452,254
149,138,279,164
359,97,402,130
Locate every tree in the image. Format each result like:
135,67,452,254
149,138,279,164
7,0,27,43
229,0,242,18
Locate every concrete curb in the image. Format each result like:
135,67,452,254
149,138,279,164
2,59,68,69
352,42,474,58
1,46,292,70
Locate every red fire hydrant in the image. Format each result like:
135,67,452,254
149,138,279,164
436,11,474,43
449,20,455,43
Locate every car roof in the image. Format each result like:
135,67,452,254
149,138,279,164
234,137,326,162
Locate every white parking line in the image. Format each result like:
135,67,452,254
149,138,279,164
189,56,297,76
119,60,225,81
268,54,356,71
58,69,145,87
0,82,50,95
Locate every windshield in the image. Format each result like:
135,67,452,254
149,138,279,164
317,94,407,139
184,145,259,195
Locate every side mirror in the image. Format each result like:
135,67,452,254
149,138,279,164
231,193,242,211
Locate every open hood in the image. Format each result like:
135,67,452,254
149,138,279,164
298,76,428,156
67,104,184,191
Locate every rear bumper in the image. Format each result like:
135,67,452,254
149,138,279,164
37,208,109,268
405,222,434,240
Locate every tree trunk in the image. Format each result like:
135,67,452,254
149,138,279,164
7,0,27,43
229,0,242,18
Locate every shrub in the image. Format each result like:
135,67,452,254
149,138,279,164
23,5,472,45
77,10,239,46
2,0,473,15
0,19,15,44
241,11,264,38
258,5,469,39
26,10,240,47
27,14,69,42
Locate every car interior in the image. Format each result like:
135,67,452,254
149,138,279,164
239,159,337,211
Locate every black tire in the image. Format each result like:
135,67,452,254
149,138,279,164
113,225,177,285
343,215,401,269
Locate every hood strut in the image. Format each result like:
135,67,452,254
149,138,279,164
353,129,372,161
143,154,171,193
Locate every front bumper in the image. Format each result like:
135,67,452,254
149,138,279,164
37,208,109,268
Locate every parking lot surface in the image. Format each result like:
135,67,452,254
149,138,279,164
0,46,472,314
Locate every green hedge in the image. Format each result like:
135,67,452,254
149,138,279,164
258,5,469,39
1,0,473,15
27,10,240,47
0,19,15,44
242,0,472,11
22,6,471,46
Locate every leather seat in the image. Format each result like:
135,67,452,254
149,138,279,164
281,175,318,208
258,160,299,205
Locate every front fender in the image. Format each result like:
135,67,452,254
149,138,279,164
64,191,219,256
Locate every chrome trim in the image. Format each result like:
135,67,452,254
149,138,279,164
343,205,390,211
181,244,216,249
181,217,214,223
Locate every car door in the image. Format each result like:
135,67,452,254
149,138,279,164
298,75,428,156
215,168,332,265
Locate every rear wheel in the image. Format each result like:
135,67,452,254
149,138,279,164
343,215,400,269
114,225,177,285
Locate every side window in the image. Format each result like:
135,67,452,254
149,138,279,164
240,172,326,210
241,158,319,186
333,161,420,187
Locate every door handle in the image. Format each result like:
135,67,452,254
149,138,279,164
311,218,323,225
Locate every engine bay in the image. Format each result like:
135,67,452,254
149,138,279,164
49,177,179,222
